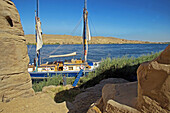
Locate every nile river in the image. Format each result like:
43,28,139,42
27,44,168,64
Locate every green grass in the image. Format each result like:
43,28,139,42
27,42,36,45
32,75,63,92
32,52,161,92
80,52,160,88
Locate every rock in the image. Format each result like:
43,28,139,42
105,100,140,113
137,44,170,112
87,104,102,113
0,0,24,36
154,44,170,64
101,81,138,111
91,81,138,112
0,0,34,102
71,78,128,113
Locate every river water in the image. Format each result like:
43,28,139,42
27,44,168,64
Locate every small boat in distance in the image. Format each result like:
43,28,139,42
28,0,100,79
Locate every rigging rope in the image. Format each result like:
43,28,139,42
71,16,83,35
89,16,97,36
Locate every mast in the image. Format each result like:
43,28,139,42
36,0,40,66
83,0,91,62
37,0,39,17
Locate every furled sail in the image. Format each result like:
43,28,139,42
86,19,91,41
49,52,77,58
36,17,43,51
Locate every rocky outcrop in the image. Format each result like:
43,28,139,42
0,0,24,36
87,81,139,113
137,44,170,112
68,78,128,113
155,44,170,64
101,82,138,111
0,0,34,102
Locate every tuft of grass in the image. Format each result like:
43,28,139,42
32,75,63,92
27,42,36,45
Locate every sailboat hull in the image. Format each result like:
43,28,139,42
29,70,91,79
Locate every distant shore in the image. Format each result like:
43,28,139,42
27,43,169,45
25,34,169,45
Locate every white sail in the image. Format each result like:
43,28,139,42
86,18,91,41
36,17,43,51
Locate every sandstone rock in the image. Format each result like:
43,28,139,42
101,81,138,111
0,0,34,102
0,0,24,36
87,104,102,113
70,78,128,113
105,100,140,113
155,44,170,64
137,44,170,112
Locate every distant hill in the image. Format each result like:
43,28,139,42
25,34,165,45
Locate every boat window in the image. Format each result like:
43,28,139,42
51,67,54,70
59,67,63,71
69,67,73,70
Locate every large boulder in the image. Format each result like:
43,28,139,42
0,0,34,102
88,81,138,113
70,78,128,113
101,82,138,111
137,44,170,112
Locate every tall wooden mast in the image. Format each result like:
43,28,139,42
83,0,88,62
35,0,43,70
37,0,40,66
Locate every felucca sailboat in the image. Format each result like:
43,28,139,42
28,0,99,78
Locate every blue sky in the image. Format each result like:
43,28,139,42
13,0,170,42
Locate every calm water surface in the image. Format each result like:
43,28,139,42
27,44,169,64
